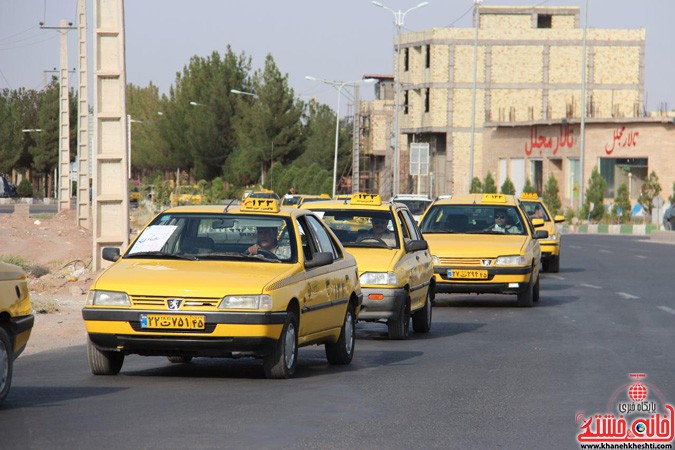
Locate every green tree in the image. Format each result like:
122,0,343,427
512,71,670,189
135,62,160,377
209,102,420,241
637,171,662,221
469,177,483,193
669,182,675,205
16,178,33,198
582,167,607,222
500,177,516,195
612,182,631,222
483,172,497,194
523,178,537,194
542,175,562,215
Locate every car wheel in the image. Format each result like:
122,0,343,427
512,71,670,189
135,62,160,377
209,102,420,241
0,327,13,405
263,310,298,379
388,297,410,340
412,288,433,333
87,337,124,375
532,273,540,303
167,356,193,364
549,255,560,273
325,303,355,365
517,273,534,307
542,260,550,272
665,220,672,231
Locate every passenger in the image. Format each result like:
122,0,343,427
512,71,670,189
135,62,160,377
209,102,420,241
532,204,544,219
247,226,290,259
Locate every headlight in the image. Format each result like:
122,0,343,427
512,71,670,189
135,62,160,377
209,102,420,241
86,290,130,306
360,272,399,286
219,295,273,310
432,255,440,265
548,235,557,240
495,255,528,266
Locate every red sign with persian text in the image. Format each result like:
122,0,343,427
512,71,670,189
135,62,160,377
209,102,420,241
605,126,639,155
524,124,574,156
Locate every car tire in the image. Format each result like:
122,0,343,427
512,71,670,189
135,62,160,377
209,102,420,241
549,255,560,273
412,288,433,333
517,273,535,307
0,327,13,405
325,303,355,365
167,356,193,364
532,273,540,303
263,310,298,379
87,338,124,375
388,297,410,340
665,220,672,231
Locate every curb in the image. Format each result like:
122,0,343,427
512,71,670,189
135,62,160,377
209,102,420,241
563,224,659,235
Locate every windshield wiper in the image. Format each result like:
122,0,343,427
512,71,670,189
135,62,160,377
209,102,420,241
124,251,197,260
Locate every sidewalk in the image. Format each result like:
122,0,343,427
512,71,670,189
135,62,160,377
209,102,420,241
562,224,675,244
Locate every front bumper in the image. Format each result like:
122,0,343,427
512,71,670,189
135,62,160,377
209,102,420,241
10,314,34,359
433,266,532,295
82,308,286,357
358,287,407,321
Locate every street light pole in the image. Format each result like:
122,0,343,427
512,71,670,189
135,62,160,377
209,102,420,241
469,0,482,189
372,1,429,197
305,76,376,197
127,115,143,180
578,0,589,211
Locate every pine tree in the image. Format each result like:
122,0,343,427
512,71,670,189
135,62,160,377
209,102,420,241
669,182,675,205
522,178,537,194
637,171,662,220
542,175,562,215
483,172,497,194
500,177,516,195
582,167,607,222
612,183,631,222
469,177,483,193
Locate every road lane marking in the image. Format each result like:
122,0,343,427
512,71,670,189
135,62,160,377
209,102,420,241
580,283,602,289
657,306,675,315
570,245,582,249
616,292,639,300
635,255,647,259
548,275,566,280
599,249,612,254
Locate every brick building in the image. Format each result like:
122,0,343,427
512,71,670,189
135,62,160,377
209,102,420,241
358,5,673,207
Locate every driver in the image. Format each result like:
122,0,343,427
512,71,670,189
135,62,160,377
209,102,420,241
489,209,520,234
247,226,291,259
359,218,396,246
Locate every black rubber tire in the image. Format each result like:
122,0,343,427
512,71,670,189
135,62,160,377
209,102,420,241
412,288,433,333
87,338,124,375
0,327,13,405
167,356,193,364
517,273,534,307
549,255,560,273
532,273,540,303
387,297,410,340
263,310,298,379
325,303,356,365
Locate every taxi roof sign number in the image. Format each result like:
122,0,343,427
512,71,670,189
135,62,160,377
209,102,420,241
350,193,382,206
481,194,507,203
241,197,280,213
520,192,540,200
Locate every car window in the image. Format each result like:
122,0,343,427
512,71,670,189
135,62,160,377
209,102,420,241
420,205,526,235
401,209,422,240
396,210,412,241
520,201,551,221
306,215,340,259
311,209,400,249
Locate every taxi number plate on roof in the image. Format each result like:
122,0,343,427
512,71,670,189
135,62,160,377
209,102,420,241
140,314,205,330
481,194,506,203
447,269,488,279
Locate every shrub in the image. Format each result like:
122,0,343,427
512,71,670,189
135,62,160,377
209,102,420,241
612,183,631,222
582,167,607,223
17,179,33,198
469,177,483,193
500,177,516,195
637,171,662,221
523,178,537,194
483,172,497,194
542,175,562,215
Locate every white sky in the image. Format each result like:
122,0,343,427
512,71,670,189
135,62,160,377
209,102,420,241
1,0,673,113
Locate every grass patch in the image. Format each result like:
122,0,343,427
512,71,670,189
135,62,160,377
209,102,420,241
31,297,59,314
0,255,50,278
31,213,55,220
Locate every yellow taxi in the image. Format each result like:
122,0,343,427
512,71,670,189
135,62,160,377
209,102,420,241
302,193,434,339
281,194,330,208
518,193,565,273
170,185,203,207
82,198,362,379
245,189,280,203
419,194,548,307
0,261,34,404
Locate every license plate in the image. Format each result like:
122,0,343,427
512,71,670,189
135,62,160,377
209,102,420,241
447,269,488,279
140,314,205,330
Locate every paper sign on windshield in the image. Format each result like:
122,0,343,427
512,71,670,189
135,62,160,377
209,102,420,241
128,225,178,254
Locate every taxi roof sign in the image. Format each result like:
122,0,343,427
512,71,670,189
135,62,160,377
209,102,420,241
241,197,280,213
481,194,507,203
520,192,540,200
350,193,382,206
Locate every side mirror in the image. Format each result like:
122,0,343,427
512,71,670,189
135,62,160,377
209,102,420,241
554,215,565,223
102,247,121,262
531,218,545,228
304,251,333,269
534,230,549,239
404,239,428,253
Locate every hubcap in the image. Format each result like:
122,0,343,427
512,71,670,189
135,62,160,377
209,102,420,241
284,323,296,369
344,313,354,354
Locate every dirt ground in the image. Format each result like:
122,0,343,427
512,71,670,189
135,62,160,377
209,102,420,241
1,207,151,356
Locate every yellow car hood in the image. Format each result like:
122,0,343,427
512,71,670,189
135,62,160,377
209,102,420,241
343,247,398,274
91,259,298,297
424,233,527,258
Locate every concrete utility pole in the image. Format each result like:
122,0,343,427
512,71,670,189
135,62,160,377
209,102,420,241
351,85,361,194
578,0,589,210
469,0,482,190
76,0,90,229
92,0,129,271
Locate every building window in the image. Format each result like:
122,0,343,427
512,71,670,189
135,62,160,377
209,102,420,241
404,48,409,72
403,91,409,114
599,157,648,199
537,14,552,29
425,45,431,68
424,89,430,113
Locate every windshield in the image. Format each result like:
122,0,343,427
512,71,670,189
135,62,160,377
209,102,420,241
520,201,551,221
311,209,399,249
395,199,431,216
125,213,296,263
419,204,527,236
282,195,301,206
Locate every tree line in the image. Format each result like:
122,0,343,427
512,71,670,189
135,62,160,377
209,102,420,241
1,47,356,198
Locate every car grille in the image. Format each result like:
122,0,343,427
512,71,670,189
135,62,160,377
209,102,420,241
130,296,221,309
437,257,490,267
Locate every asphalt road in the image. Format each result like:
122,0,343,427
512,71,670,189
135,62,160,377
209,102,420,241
1,235,673,449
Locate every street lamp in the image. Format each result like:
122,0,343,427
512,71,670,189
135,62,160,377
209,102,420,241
469,0,482,189
578,0,589,210
22,129,43,132
372,1,429,197
230,89,259,99
305,76,376,197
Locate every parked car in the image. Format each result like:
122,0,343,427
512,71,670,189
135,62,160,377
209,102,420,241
664,204,674,230
0,173,17,198
83,198,362,379
392,194,433,223
0,261,34,405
